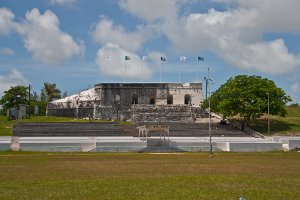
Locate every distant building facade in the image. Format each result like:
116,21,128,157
7,104,28,120
47,83,204,122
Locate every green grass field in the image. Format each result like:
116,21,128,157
248,107,300,135
0,152,299,200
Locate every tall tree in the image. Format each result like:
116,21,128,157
40,88,47,102
38,88,47,115
203,75,291,128
43,82,61,102
62,91,68,98
0,85,28,111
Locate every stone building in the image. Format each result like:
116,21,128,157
47,82,204,122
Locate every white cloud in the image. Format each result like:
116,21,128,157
0,70,28,98
290,83,300,103
91,17,151,51
95,43,152,80
216,39,300,75
119,0,178,22
147,51,167,67
291,83,300,94
117,0,300,75
0,8,16,35
214,0,300,33
15,8,84,65
49,0,76,6
0,47,14,56
159,3,300,75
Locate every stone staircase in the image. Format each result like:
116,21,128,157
138,138,186,153
134,122,248,137
13,122,136,137
13,121,249,138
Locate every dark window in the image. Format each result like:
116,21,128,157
184,94,191,105
132,94,138,104
167,94,173,104
150,96,155,105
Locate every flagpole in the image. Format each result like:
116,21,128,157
124,60,126,83
105,58,107,83
197,61,199,83
160,61,162,83
208,67,213,155
198,57,204,83
142,60,144,83
179,61,181,83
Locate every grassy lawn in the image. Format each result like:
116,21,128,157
248,107,300,135
0,152,299,200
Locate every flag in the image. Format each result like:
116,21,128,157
180,56,186,62
125,56,130,60
105,56,110,61
143,56,148,61
161,56,167,61
198,56,204,61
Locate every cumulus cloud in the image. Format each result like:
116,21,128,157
15,8,84,65
291,83,300,93
160,2,300,75
290,83,300,103
91,17,151,51
147,51,167,67
214,0,300,33
49,0,76,6
95,43,152,80
116,0,300,75
0,8,16,35
0,47,14,56
119,0,178,22
0,69,28,98
216,39,300,75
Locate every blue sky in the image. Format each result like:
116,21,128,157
0,0,300,104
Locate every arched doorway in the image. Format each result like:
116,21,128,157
132,94,138,104
167,94,173,104
184,94,191,105
150,96,155,105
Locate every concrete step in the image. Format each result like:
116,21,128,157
138,146,186,153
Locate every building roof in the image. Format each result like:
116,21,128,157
51,88,98,103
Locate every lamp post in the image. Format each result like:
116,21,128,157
206,67,213,154
204,77,208,101
267,92,270,134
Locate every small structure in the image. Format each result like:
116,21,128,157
7,104,27,120
137,125,170,141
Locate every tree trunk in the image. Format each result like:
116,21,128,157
241,117,249,130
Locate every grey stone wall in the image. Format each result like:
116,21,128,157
47,108,76,118
95,83,203,107
131,105,203,122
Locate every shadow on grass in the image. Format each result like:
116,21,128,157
248,118,299,135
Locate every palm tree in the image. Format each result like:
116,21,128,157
43,82,61,102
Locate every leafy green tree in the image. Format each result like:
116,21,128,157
203,75,291,128
39,88,48,115
0,86,28,112
43,82,61,102
28,91,40,115
40,88,47,102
